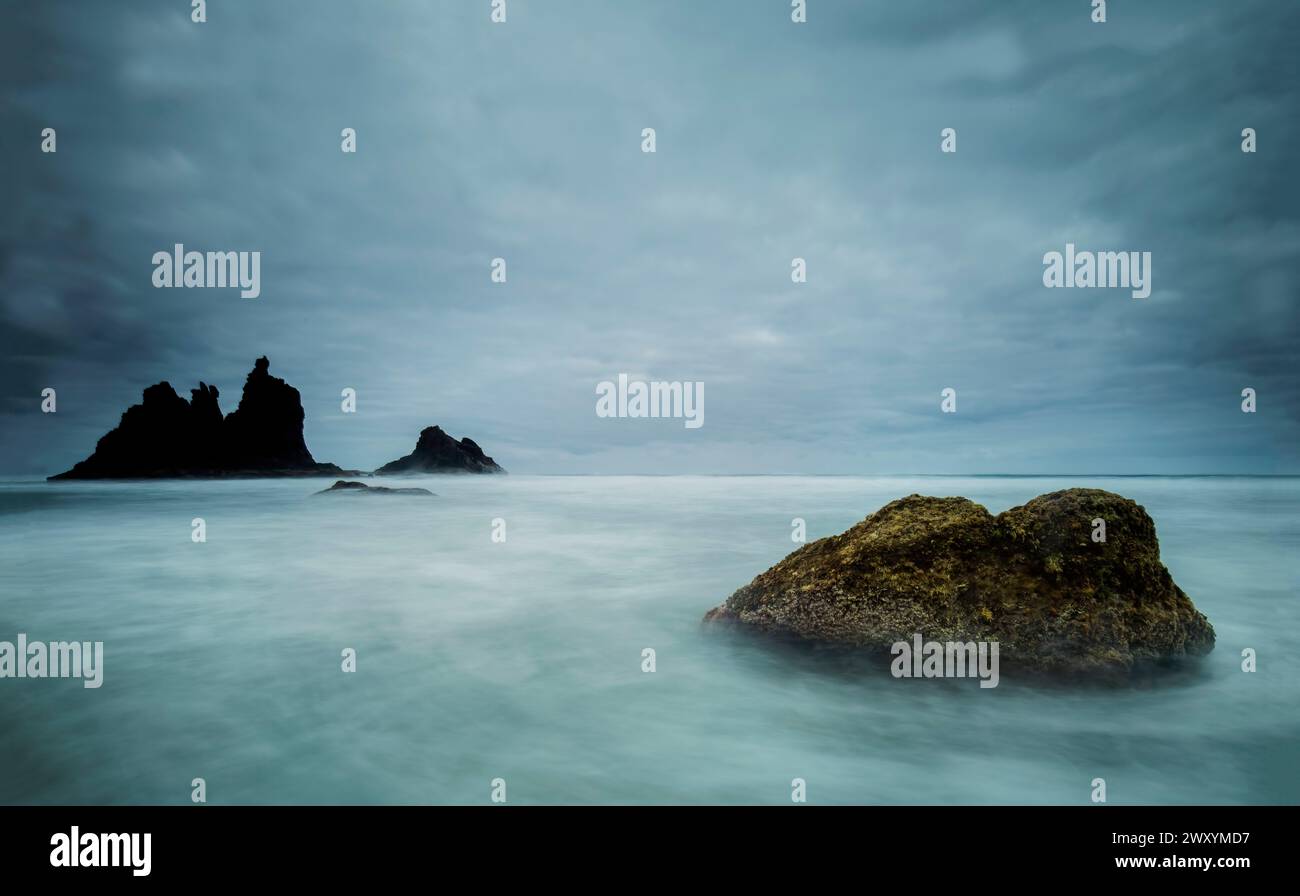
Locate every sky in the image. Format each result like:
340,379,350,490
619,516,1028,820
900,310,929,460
1,0,1297,475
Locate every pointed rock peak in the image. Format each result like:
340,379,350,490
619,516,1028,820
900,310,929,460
190,381,220,400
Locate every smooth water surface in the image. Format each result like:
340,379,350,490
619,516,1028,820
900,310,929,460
1,476,1296,804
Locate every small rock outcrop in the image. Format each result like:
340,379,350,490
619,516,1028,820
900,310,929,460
49,357,350,479
314,480,434,496
705,489,1215,678
374,425,504,474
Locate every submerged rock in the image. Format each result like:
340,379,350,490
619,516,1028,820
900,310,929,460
374,425,504,474
49,357,352,479
705,489,1215,678
314,480,434,496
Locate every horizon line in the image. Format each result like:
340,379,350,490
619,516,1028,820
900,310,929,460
5,472,1300,483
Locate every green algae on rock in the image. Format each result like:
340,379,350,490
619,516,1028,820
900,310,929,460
704,489,1215,677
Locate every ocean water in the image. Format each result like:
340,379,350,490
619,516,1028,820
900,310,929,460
0,475,1296,805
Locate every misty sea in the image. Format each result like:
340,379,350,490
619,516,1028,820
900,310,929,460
1,475,1296,805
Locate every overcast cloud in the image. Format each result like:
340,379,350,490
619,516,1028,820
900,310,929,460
1,0,1297,475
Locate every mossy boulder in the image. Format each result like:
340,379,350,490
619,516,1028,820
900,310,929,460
705,489,1215,677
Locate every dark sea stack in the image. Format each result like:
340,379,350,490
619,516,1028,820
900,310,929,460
375,425,505,474
49,357,349,479
314,480,435,496
705,489,1215,678
223,357,320,471
49,382,202,479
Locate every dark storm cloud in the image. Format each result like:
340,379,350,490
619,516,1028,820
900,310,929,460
1,0,1296,475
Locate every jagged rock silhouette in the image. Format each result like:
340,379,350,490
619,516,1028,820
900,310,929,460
49,357,348,479
375,425,505,474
